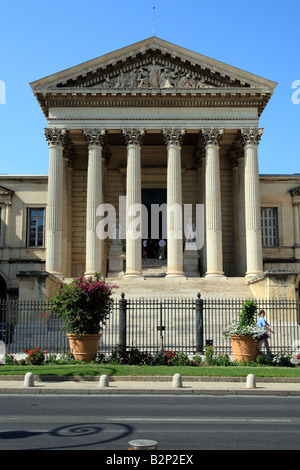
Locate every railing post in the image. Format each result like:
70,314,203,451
195,292,203,353
119,293,127,353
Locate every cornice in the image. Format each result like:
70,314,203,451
37,91,271,119
0,176,48,183
36,87,271,97
259,175,300,182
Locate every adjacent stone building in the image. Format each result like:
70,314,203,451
0,38,299,299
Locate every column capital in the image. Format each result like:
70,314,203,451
122,128,145,146
44,128,67,147
240,127,263,147
163,128,185,147
201,128,224,146
83,128,106,147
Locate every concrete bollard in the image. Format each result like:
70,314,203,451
128,439,158,450
172,373,183,388
99,375,109,388
246,374,256,389
24,372,34,387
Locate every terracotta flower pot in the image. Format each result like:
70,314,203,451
230,335,260,363
67,333,102,362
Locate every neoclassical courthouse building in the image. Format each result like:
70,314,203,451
0,37,300,300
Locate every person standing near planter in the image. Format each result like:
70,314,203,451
256,310,275,355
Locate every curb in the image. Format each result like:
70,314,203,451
0,375,300,396
0,387,299,397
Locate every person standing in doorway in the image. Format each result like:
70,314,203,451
143,239,148,259
158,239,166,260
256,310,275,355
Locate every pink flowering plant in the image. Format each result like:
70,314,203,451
50,273,117,337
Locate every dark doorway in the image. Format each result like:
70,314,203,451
142,188,167,258
0,276,7,301
297,282,300,325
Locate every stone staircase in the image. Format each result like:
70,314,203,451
60,259,254,300
109,257,254,299
141,258,168,277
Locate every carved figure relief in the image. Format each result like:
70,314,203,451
80,59,214,90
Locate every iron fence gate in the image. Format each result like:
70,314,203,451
0,296,299,356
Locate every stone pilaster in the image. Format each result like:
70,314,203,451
163,128,185,277
83,128,106,276
123,128,145,277
202,128,224,277
241,127,263,278
293,203,300,247
291,188,300,259
44,128,67,275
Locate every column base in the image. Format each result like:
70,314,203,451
245,271,263,280
165,271,185,278
205,272,225,278
46,270,63,277
124,271,143,278
84,272,97,279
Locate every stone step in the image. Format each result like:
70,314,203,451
141,259,168,276
61,274,254,299
110,276,254,299
142,259,167,266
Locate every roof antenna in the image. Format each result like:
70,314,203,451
153,6,155,36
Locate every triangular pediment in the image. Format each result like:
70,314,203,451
31,37,277,92
291,186,300,197
0,185,14,200
30,37,277,117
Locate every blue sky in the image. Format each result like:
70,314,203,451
0,0,299,175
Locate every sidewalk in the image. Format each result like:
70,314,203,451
1,375,300,396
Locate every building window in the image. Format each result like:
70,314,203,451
27,208,45,247
261,208,279,247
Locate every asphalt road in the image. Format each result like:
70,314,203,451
0,394,299,451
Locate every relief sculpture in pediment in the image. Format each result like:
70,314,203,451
87,59,214,90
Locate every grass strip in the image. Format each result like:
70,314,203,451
0,364,300,378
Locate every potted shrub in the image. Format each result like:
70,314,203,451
50,273,117,362
223,299,267,363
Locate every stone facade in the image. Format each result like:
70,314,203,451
0,38,299,300
0,176,47,299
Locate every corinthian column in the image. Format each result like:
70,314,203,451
123,128,145,277
163,128,185,277
44,128,67,275
202,128,224,277
83,128,106,276
241,127,263,278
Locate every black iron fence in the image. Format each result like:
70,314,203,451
0,296,299,356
